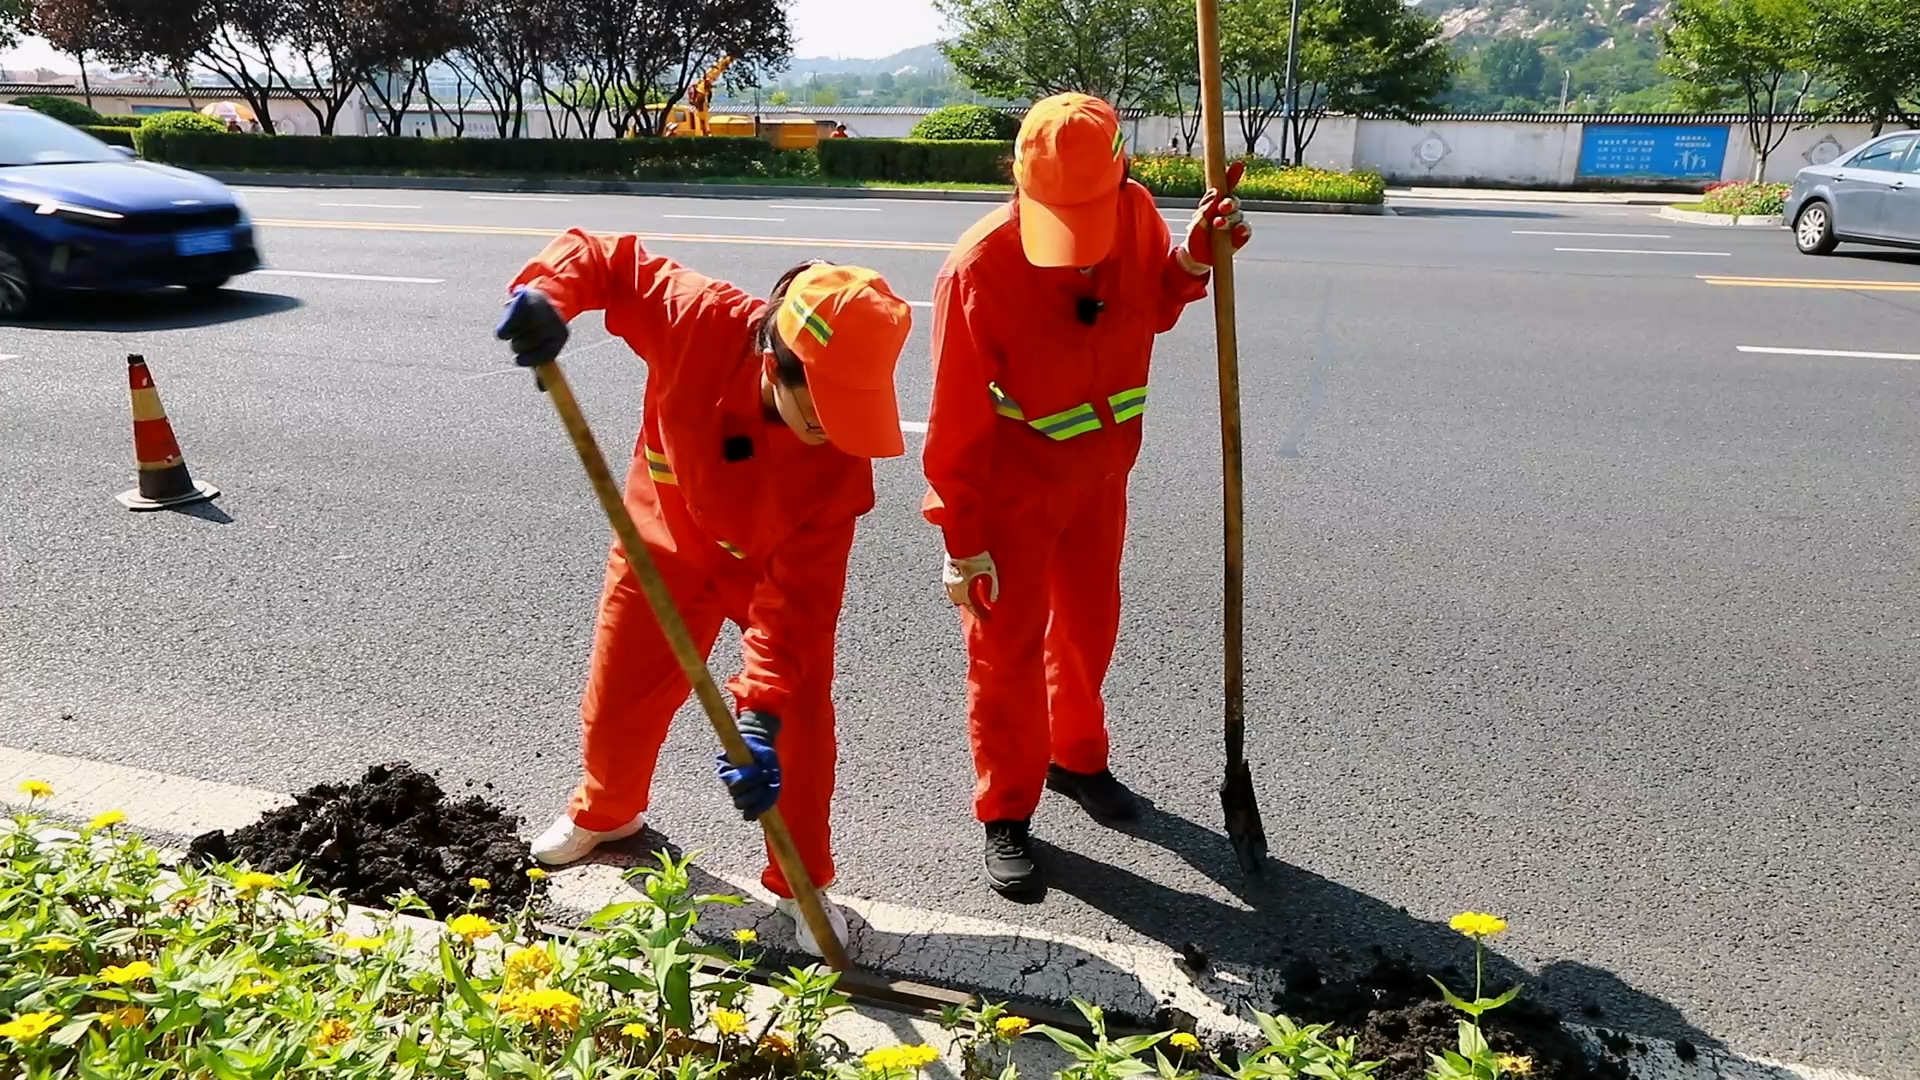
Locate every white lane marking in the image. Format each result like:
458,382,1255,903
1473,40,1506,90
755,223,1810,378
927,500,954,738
765,204,884,213
469,194,570,202
0,354,18,361
254,269,445,284
0,744,1881,1080
900,420,929,433
662,214,786,223
1554,246,1730,257
319,201,424,209
907,300,933,308
1738,345,1920,362
1514,230,1673,239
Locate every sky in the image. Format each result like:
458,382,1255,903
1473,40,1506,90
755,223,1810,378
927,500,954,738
1,0,946,73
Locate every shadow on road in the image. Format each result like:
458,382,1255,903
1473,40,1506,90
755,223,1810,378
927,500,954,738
165,499,234,524
8,287,301,331
1830,249,1920,271
605,804,1723,1064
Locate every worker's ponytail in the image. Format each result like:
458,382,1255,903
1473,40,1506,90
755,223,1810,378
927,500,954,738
760,259,830,388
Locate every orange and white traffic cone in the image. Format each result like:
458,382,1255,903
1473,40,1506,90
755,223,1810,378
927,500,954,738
116,354,219,511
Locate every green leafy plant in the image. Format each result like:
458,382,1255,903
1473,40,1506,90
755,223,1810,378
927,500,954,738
1033,1001,1168,1080
1424,913,1532,1080
139,110,229,135
1129,154,1386,204
939,999,1030,1080
910,105,1022,141
1212,1011,1382,1080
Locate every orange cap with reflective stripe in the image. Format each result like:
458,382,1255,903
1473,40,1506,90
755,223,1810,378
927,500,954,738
1013,93,1128,268
774,263,911,458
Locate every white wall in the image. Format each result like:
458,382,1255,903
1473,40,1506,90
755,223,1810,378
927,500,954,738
1354,118,1581,186
1722,122,1883,182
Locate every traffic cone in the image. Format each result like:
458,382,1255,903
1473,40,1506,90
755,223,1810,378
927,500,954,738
116,354,219,511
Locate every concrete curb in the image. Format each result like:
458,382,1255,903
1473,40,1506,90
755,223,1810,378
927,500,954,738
1390,187,1691,206
1657,205,1786,228
206,171,1391,216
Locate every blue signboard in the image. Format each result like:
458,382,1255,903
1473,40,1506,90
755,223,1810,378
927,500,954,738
1577,124,1729,180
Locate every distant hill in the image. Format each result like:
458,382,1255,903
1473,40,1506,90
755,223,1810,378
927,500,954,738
1413,0,1679,112
775,43,950,82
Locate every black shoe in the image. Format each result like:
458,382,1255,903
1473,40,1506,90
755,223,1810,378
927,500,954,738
1046,765,1140,823
983,819,1043,897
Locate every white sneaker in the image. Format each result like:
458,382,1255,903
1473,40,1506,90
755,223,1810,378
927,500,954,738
529,811,645,867
775,895,850,958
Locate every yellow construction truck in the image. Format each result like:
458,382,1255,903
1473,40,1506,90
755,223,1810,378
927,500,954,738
644,56,830,150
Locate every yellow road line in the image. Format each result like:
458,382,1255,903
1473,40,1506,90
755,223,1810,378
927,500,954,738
254,218,950,252
1698,274,1920,292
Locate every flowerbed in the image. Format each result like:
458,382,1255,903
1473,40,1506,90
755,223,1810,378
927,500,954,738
4,778,1623,1080
1128,155,1387,205
1697,182,1790,217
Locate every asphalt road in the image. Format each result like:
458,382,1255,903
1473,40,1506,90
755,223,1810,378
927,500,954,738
3,187,1917,1076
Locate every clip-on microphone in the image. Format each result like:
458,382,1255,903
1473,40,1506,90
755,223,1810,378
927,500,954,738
1076,295,1105,325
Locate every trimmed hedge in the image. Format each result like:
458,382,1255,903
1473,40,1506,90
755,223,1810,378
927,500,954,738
81,125,136,149
1130,154,1386,204
909,104,1020,141
1699,181,1789,216
133,131,787,180
89,114,145,128
11,94,100,126
818,138,1012,183
141,110,228,134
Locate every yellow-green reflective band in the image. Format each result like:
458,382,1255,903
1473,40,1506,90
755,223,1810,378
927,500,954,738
645,447,678,485
988,381,1025,420
786,295,832,345
1032,402,1101,440
1107,386,1147,424
718,540,745,559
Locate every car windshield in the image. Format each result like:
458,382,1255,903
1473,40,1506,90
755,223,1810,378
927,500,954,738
0,110,121,166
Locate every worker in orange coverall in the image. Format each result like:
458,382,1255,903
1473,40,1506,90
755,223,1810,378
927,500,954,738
924,93,1251,897
496,231,911,953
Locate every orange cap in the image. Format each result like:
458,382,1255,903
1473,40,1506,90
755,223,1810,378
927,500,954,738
774,263,911,458
1013,93,1128,267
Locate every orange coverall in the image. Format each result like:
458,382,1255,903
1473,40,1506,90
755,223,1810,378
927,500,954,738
512,230,874,897
923,182,1211,823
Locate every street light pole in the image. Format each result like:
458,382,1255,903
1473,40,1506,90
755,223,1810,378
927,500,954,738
1280,0,1304,164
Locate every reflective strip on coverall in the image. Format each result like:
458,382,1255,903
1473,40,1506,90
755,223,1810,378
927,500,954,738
512,230,875,896
923,183,1211,823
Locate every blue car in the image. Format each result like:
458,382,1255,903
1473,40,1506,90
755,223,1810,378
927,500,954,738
0,104,260,317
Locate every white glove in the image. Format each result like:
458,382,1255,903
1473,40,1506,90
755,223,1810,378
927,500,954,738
942,552,999,617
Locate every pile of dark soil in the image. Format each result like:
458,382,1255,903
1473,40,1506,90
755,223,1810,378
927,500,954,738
1271,954,1630,1080
188,762,542,919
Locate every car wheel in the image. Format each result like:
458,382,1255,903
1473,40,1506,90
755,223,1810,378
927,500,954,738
0,240,34,319
1794,201,1839,255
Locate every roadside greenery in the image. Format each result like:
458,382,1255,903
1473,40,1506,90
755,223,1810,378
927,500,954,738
908,105,1022,142
0,789,1397,1080
1699,180,1792,214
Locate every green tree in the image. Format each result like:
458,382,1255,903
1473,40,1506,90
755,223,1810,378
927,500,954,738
1281,0,1454,160
1480,38,1546,100
937,0,1168,110
1661,0,1817,179
0,0,28,50
1808,0,1920,135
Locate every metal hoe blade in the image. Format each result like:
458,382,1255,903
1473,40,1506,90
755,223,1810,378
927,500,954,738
1220,757,1267,875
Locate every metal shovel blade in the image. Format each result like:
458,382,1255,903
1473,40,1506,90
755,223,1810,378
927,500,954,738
1220,758,1268,875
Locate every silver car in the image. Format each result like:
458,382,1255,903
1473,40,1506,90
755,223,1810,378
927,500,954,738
1785,130,1920,254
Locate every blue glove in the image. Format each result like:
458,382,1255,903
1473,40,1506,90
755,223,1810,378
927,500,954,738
495,286,568,367
716,711,781,821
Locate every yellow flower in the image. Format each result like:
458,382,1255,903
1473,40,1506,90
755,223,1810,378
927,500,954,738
621,1021,651,1039
0,1011,62,1041
232,872,281,895
446,914,496,942
18,780,53,799
526,867,548,882
338,935,385,951
1496,1055,1534,1076
505,987,582,1030
865,1045,941,1073
733,928,759,945
759,1031,793,1056
504,945,555,989
1169,1032,1201,1053
314,1018,353,1048
994,1016,1030,1039
468,877,492,891
99,961,155,985
1448,912,1509,939
107,1007,146,1029
30,938,74,954
233,976,278,998
89,810,127,830
711,1008,748,1036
